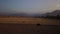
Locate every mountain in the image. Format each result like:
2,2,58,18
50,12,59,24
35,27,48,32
0,12,42,17
43,10,60,17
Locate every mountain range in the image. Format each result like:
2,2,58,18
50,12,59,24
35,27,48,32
0,10,60,17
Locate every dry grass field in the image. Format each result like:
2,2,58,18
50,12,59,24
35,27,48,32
0,17,60,34
0,17,60,25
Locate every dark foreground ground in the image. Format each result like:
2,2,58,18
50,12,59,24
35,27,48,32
0,23,60,34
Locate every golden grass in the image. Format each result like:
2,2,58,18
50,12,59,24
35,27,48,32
0,17,60,25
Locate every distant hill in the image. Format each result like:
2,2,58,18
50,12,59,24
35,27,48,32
41,10,60,19
43,10,60,17
1,10,60,17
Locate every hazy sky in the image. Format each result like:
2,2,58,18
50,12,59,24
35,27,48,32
0,0,60,14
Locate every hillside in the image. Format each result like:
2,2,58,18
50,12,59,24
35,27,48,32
46,10,60,16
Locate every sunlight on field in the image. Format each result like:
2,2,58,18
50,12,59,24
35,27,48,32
0,17,60,25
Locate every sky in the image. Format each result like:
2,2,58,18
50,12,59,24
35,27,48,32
0,0,60,14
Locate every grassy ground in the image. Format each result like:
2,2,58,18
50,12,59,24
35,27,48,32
0,17,60,34
0,17,60,25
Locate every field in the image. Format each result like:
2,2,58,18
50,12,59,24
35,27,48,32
0,17,60,34
0,17,60,25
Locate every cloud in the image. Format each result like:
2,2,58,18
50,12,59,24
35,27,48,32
39,3,60,13
55,4,60,10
